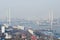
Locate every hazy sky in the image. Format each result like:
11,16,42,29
0,0,60,20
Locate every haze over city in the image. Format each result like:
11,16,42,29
0,0,60,20
0,0,60,40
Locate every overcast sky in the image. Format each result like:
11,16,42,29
0,0,60,20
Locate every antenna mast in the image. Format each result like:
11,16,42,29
49,9,53,40
8,8,11,26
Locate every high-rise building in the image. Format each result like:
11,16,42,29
0,25,6,40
